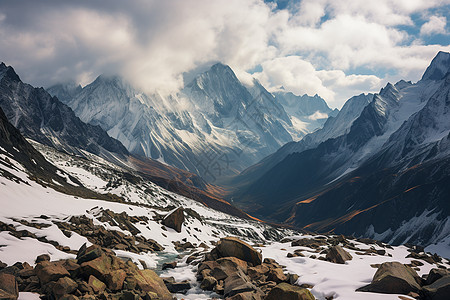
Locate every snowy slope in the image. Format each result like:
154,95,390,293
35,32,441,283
230,52,450,253
1,108,449,300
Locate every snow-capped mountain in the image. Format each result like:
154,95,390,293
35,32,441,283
229,51,450,250
227,92,372,188
49,63,335,182
0,62,247,216
0,62,129,164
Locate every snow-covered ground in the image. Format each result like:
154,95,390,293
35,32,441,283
1,141,449,300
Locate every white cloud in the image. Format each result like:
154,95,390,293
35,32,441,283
308,111,329,120
0,0,449,108
420,16,447,36
252,56,383,108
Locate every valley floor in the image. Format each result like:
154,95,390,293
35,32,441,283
1,143,449,299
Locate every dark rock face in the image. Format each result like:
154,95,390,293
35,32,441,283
426,268,449,285
325,246,352,264
228,52,450,250
423,275,450,300
265,283,315,300
213,237,262,266
357,262,421,294
162,208,185,233
0,62,128,160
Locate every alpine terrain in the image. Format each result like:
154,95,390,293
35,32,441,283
230,51,450,258
48,64,336,182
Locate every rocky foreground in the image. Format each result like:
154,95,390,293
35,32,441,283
0,233,449,300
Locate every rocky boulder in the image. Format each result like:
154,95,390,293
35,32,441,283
357,261,421,294
52,276,78,298
423,275,450,300
325,245,352,264
425,268,449,285
214,237,262,266
133,269,172,300
162,207,184,233
0,273,19,300
224,269,262,298
265,283,315,300
35,261,70,284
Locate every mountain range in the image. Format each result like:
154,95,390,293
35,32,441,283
228,51,450,250
1,51,449,254
48,63,336,182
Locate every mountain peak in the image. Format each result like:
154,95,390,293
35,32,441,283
421,51,450,81
0,62,21,82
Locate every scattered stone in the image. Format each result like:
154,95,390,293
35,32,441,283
105,269,126,291
53,276,78,298
326,246,352,264
267,268,287,283
35,254,51,264
35,261,70,285
213,237,262,266
291,238,327,249
77,244,103,265
265,283,315,300
223,270,261,298
162,207,184,233
133,269,172,300
88,275,106,294
228,291,262,300
0,273,19,300
422,275,450,300
161,277,191,294
356,261,421,294
200,276,217,291
161,261,177,270
425,268,449,285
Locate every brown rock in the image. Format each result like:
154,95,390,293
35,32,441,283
161,261,177,270
133,269,172,300
106,269,127,291
228,291,262,300
224,269,261,298
265,283,315,300
291,238,327,248
162,207,184,233
80,254,112,282
325,246,352,264
53,277,78,298
247,265,269,281
35,261,70,284
215,237,262,266
356,261,421,294
0,273,18,300
267,268,287,283
88,275,106,294
35,254,51,264
77,244,103,264
200,276,217,290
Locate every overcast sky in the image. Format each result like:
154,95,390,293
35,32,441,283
1,0,449,108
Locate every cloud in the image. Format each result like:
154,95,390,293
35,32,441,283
252,56,383,107
308,111,329,120
0,0,449,108
420,16,447,36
